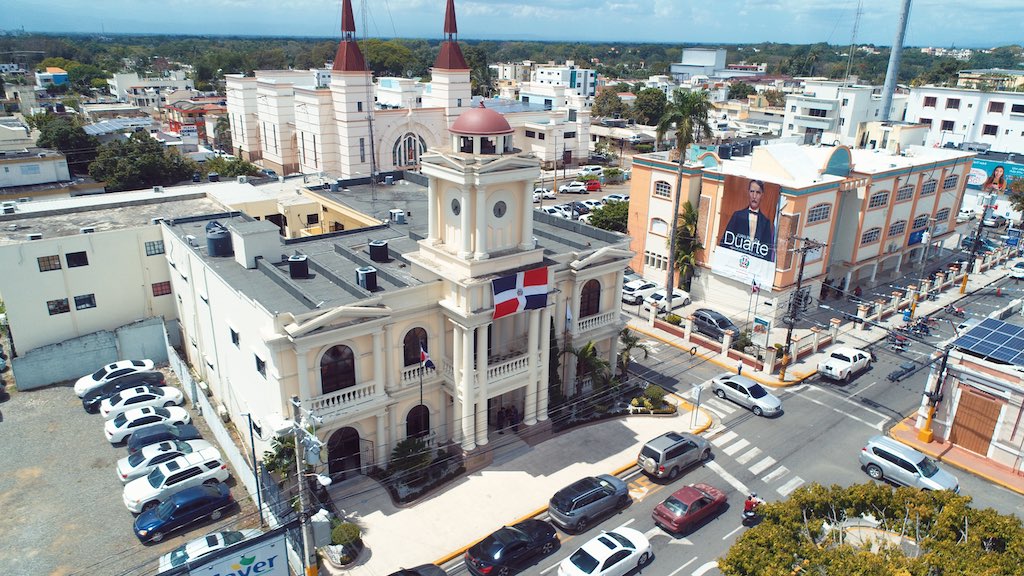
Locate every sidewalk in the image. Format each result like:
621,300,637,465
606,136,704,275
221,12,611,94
324,399,711,575
889,418,1024,495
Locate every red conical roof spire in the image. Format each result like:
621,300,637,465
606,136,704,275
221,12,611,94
333,0,367,72
443,0,458,35
434,0,468,70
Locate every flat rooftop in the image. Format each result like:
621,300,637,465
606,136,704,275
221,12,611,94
167,177,628,315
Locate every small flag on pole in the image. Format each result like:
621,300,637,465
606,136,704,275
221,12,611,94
751,279,760,294
419,345,435,370
565,303,573,331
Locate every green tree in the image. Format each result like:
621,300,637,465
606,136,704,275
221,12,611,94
728,81,756,101
592,88,626,118
34,115,99,174
761,89,786,107
66,63,107,92
670,201,703,290
586,200,628,233
631,88,666,125
656,90,711,305
89,131,197,191
1007,177,1024,213
565,340,610,397
616,328,649,383
212,115,232,153
362,39,416,77
202,155,260,178
463,44,493,97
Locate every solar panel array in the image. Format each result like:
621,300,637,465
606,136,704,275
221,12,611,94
951,317,1024,365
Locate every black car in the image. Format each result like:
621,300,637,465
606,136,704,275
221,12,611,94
465,520,558,576
81,371,167,413
568,201,591,215
127,423,202,454
692,309,740,342
133,483,233,542
887,361,917,383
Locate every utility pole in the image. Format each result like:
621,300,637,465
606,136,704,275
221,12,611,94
917,347,950,443
291,395,319,576
963,193,993,293
778,237,824,381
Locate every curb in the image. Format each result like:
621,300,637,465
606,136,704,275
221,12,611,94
432,404,714,567
628,323,816,388
887,420,1024,497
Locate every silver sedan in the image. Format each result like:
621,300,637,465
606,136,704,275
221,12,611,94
709,373,782,417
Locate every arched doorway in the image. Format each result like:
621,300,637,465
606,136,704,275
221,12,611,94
327,426,361,480
406,405,430,439
403,327,428,367
320,345,355,394
580,279,601,318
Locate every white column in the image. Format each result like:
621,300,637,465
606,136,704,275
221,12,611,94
427,179,438,242
520,180,533,250
296,347,311,400
475,325,489,446
460,189,472,258
373,331,384,395
452,323,463,445
475,185,488,260
440,390,449,442
538,305,551,421
461,324,476,450
383,324,395,392
525,309,539,425
376,411,387,470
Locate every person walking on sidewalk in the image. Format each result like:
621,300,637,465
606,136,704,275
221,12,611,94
737,361,743,376
510,405,520,433
497,406,506,434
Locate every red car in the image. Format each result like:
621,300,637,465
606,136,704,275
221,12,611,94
584,179,601,192
652,483,728,534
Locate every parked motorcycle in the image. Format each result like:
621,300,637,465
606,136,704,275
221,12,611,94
945,305,966,318
742,494,764,526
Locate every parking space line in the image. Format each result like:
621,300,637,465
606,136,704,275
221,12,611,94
668,557,697,576
711,430,738,447
762,465,789,483
735,447,762,465
797,391,885,431
722,525,744,540
777,476,805,497
705,397,737,414
692,561,719,576
748,456,776,475
722,438,750,456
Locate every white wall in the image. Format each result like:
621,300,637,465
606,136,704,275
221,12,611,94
0,155,71,187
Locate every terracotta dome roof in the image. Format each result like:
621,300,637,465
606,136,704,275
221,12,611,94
450,102,513,136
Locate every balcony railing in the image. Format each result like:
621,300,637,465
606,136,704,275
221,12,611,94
488,353,530,382
400,364,436,384
305,381,382,419
577,310,619,333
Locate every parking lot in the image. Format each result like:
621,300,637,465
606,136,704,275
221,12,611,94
0,368,257,576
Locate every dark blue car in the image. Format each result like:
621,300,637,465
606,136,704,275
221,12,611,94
127,423,202,454
134,483,233,542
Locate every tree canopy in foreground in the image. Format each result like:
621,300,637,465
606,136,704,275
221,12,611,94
719,482,1024,576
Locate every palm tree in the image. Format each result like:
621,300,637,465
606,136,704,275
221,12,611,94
656,90,712,309
564,340,610,397
617,328,650,384
669,201,703,290
213,114,232,153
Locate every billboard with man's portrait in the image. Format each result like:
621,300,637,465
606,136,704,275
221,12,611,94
711,175,782,285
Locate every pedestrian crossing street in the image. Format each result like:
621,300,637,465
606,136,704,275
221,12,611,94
708,423,806,498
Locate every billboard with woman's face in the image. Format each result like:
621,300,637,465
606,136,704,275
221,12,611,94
711,175,782,284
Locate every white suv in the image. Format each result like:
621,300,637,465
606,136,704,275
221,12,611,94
643,288,691,313
123,447,229,513
622,279,659,305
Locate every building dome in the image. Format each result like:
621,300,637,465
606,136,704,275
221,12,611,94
450,102,513,136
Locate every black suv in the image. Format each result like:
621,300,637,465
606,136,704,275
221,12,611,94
692,309,739,342
81,371,167,413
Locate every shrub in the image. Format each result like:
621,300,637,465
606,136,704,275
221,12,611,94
665,313,682,325
331,522,361,546
643,384,667,406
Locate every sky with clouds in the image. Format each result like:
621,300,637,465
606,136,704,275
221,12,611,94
4,0,1021,48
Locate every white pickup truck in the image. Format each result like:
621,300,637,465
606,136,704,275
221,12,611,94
817,347,872,382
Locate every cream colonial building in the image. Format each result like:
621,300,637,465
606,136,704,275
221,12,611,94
225,0,593,179
164,104,631,476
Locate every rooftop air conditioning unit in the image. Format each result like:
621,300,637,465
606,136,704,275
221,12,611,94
17,197,30,203
80,226,96,234
153,186,164,193
185,234,198,247
237,175,247,184
1,202,15,215
27,233,42,240
6,224,17,231
215,403,230,422
887,242,898,253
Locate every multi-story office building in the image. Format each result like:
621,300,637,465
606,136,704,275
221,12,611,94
782,80,908,146
905,86,1024,153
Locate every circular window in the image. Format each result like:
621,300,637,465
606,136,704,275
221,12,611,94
493,201,507,218
451,198,461,216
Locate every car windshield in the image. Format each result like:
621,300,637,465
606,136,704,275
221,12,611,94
662,496,688,515
154,498,176,520
606,531,635,549
222,531,244,545
918,457,940,477
830,353,851,362
110,392,124,405
148,467,166,488
167,545,189,567
569,549,600,574
91,367,107,380
748,384,768,399
127,451,147,467
113,413,128,427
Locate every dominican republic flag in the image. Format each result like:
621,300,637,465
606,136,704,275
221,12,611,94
492,266,548,320
419,345,435,370
751,279,760,294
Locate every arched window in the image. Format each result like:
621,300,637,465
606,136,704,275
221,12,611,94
320,345,355,394
888,220,907,237
403,327,428,367
936,207,951,222
392,132,427,168
912,214,930,230
860,227,881,245
650,218,669,235
580,279,601,318
654,181,672,198
406,405,429,438
807,204,831,223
